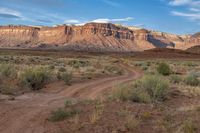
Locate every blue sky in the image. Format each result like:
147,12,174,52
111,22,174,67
0,0,200,34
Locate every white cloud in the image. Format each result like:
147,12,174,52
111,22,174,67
0,7,22,18
91,17,134,23
169,0,200,7
171,11,200,20
0,6,66,24
168,0,200,23
189,8,200,12
64,19,80,24
101,0,121,7
169,0,192,6
64,17,134,25
91,18,111,23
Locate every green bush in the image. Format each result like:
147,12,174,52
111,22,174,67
111,85,132,101
0,64,16,79
68,60,89,68
61,72,72,85
184,74,200,86
49,108,80,122
20,67,50,90
131,88,151,103
133,75,169,103
111,75,169,103
157,62,171,76
170,75,182,84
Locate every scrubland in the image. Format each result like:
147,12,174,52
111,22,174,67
0,50,200,133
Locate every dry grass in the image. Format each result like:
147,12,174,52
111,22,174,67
0,54,121,95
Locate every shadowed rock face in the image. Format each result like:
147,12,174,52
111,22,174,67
0,23,199,51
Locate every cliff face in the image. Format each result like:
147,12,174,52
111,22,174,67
0,23,199,51
0,26,39,47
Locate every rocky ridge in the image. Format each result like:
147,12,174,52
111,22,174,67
0,23,199,51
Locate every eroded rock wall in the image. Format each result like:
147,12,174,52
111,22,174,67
0,23,199,51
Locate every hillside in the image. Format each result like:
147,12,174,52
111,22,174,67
0,23,199,51
186,45,200,54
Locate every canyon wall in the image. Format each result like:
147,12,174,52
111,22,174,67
0,23,199,51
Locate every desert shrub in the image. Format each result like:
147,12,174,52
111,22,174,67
48,65,55,70
19,67,50,90
58,67,66,72
142,66,148,71
125,115,140,131
190,71,200,78
134,61,145,67
65,99,77,107
133,75,169,103
104,66,123,75
170,75,182,84
56,72,62,80
184,62,197,67
157,62,171,76
49,108,80,122
130,87,151,103
111,82,150,103
111,85,132,101
61,72,72,85
0,64,16,79
111,75,169,103
184,74,200,86
90,102,104,124
68,60,89,68
182,120,197,133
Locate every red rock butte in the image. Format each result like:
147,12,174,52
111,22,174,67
0,23,199,52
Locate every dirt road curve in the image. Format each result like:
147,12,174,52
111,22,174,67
0,64,142,133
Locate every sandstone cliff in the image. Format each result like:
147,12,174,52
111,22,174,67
0,23,199,51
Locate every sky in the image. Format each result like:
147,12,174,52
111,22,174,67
0,0,200,34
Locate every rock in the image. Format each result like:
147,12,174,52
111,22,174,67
0,23,199,51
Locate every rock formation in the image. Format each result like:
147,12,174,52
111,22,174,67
0,23,199,51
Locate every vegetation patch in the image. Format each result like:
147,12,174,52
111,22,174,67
111,75,169,103
49,108,80,122
125,115,140,131
182,120,197,133
104,66,123,75
19,67,50,90
184,74,200,86
68,60,89,68
60,72,73,85
157,62,171,76
0,64,16,79
170,75,182,84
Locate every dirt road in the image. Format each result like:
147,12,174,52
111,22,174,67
0,64,142,133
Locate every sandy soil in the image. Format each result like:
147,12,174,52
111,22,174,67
0,63,142,133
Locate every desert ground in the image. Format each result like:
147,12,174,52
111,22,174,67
0,49,200,133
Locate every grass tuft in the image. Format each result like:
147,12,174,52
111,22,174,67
0,64,16,79
111,75,169,103
19,67,50,90
157,62,171,76
170,75,182,84
184,74,200,86
49,108,80,122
